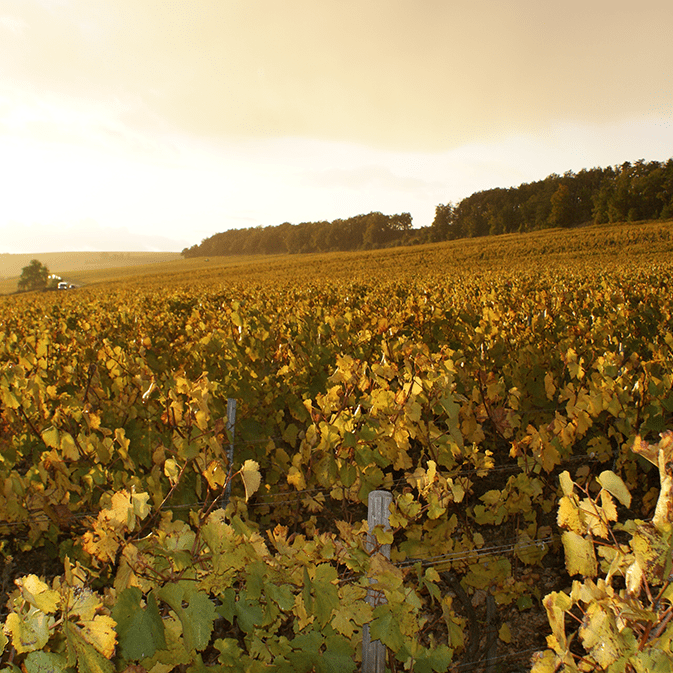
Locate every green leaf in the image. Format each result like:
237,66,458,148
265,582,295,612
312,564,340,627
235,593,265,634
405,644,454,673
319,634,356,673
499,623,512,643
112,587,166,661
339,462,357,488
597,470,632,508
215,588,236,624
214,638,244,668
517,594,534,611
286,631,324,673
23,652,68,673
158,584,216,652
369,603,405,651
302,567,313,613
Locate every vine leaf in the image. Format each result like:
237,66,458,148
158,583,216,652
561,531,597,577
112,588,166,661
596,471,631,508
64,621,115,673
4,610,52,654
322,634,357,673
577,603,624,668
17,575,60,614
24,651,68,673
369,603,405,651
559,471,574,497
239,460,261,501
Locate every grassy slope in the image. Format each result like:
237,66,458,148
0,251,181,294
3,219,673,295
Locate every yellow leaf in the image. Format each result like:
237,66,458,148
578,603,622,668
426,460,437,487
625,560,644,596
107,490,135,530
204,460,228,490
42,426,59,450
600,490,618,523
578,497,609,539
81,528,120,565
65,622,115,673
498,622,512,643
239,460,261,501
68,588,100,622
557,496,584,534
542,591,571,651
164,459,180,486
287,466,306,490
448,478,465,503
60,432,79,460
18,575,60,614
562,531,597,577
559,471,574,497
115,428,130,455
195,409,209,431
631,435,659,467
79,615,117,659
597,470,631,508
132,491,151,520
293,593,314,630
4,609,53,654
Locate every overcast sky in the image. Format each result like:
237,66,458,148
1,0,672,253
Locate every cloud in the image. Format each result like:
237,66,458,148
4,1,673,152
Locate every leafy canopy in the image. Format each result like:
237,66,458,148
18,259,50,292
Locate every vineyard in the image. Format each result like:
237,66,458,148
1,221,673,672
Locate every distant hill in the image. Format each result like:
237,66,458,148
0,251,181,280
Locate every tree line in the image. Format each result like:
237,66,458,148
182,158,673,257
182,212,414,257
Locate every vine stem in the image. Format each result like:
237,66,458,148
650,604,673,641
130,458,193,544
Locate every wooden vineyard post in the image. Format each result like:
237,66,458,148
362,490,393,673
221,398,237,509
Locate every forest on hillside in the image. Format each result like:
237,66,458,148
182,158,673,257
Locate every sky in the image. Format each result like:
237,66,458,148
1,0,672,253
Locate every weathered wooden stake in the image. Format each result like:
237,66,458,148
221,398,237,509
362,490,393,673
